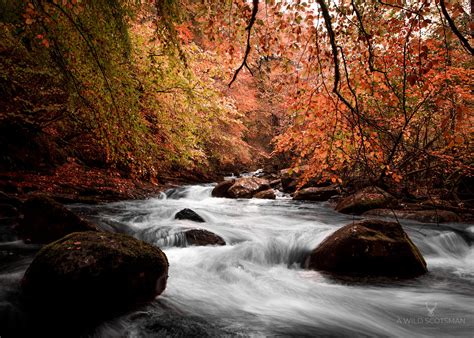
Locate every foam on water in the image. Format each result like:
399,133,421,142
1,183,473,336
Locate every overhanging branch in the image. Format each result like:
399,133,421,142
229,0,259,87
439,0,474,55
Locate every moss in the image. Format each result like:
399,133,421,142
305,220,427,278
22,231,169,319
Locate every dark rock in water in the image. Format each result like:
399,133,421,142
363,208,460,223
185,229,225,246
304,220,427,278
293,185,340,202
253,189,276,199
280,168,301,193
335,186,395,215
22,232,169,320
175,208,205,223
212,179,235,198
227,177,271,199
17,195,100,244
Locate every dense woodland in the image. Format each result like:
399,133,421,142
0,0,473,200
1,2,474,336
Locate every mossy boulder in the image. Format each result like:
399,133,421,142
22,232,169,319
17,195,100,243
335,186,395,215
304,220,427,278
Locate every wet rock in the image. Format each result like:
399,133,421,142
227,177,271,199
269,179,281,188
335,186,395,215
280,166,326,193
211,179,235,198
280,168,301,193
293,185,340,202
22,232,169,319
175,208,205,223
363,209,460,223
184,229,225,246
254,189,276,199
17,195,100,244
304,220,427,278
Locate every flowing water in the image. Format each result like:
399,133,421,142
1,183,473,337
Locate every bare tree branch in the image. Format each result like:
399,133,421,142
229,0,259,87
316,0,356,114
439,0,474,55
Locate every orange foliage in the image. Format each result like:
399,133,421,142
201,0,473,188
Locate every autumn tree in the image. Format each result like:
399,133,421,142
203,0,473,196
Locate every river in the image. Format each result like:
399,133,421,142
1,183,473,336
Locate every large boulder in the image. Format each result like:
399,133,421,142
175,208,205,222
227,177,271,199
184,229,225,246
304,220,427,278
335,186,395,215
254,189,276,199
22,232,169,318
17,195,100,244
211,179,235,198
293,185,340,202
363,209,460,223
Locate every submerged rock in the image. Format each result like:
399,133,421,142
184,229,225,246
335,186,395,215
227,177,271,199
304,220,427,278
22,231,169,319
175,208,205,223
293,185,340,202
212,179,235,198
254,189,276,199
17,195,99,244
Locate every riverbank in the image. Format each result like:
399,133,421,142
2,163,473,225
0,160,222,205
